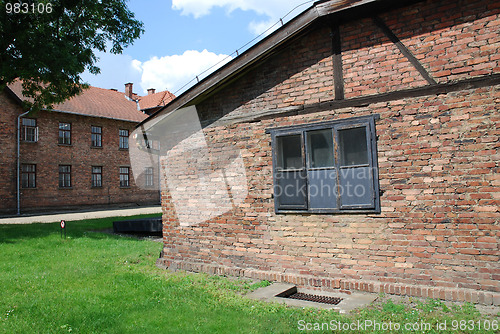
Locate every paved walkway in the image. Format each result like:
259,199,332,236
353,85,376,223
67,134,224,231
0,206,162,224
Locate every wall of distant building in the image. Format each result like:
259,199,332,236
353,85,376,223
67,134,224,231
0,93,160,214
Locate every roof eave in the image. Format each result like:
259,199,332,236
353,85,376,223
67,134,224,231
46,108,143,123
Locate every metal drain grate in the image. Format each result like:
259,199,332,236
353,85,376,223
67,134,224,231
285,292,343,305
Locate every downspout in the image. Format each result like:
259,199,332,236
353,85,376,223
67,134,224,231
17,109,31,215
158,142,161,204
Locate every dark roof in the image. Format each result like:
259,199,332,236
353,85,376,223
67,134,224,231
8,80,148,123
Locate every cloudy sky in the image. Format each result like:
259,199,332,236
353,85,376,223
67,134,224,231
80,0,314,96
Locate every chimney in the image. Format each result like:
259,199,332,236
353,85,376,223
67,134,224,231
147,88,156,95
125,83,133,99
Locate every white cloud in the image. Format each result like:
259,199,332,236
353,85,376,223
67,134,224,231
81,51,143,91
134,49,232,95
172,0,313,35
248,17,277,36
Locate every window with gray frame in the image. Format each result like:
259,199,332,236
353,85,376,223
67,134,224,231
21,118,38,142
145,167,154,187
59,122,71,145
119,129,129,149
59,165,71,188
268,115,380,213
21,164,36,188
120,167,130,187
91,166,102,187
91,126,102,147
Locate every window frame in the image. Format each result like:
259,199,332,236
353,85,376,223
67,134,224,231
91,126,102,148
58,165,72,188
119,166,130,188
145,167,154,187
21,118,38,142
21,163,36,189
91,166,103,188
267,115,380,214
58,122,72,145
119,129,129,149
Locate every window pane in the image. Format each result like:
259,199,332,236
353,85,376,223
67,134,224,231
119,129,129,149
277,135,302,169
59,165,71,187
339,127,369,166
22,164,34,172
308,169,338,209
120,167,130,187
339,166,374,208
275,170,307,209
21,164,36,188
307,129,334,168
92,166,102,187
22,118,36,126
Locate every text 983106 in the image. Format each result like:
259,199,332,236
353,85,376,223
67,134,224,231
6,2,53,14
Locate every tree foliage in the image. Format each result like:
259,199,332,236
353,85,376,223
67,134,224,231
0,0,143,110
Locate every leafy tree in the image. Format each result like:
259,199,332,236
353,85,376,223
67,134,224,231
0,0,143,110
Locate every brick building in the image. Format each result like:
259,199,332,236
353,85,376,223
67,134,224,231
0,81,172,214
137,0,499,304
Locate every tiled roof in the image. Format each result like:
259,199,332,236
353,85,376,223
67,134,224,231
138,90,176,111
7,81,148,123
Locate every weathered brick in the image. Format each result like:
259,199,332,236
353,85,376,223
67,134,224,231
156,0,500,306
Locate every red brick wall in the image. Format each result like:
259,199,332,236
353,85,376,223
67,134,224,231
0,91,20,212
158,0,500,304
0,92,159,213
18,110,159,211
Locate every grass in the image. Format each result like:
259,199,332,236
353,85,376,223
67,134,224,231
0,215,498,333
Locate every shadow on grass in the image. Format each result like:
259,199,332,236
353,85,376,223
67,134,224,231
0,214,162,244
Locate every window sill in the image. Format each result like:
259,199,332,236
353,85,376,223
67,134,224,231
21,141,38,144
90,146,103,149
21,187,37,190
120,186,131,189
59,187,73,190
119,148,129,151
58,143,72,147
275,208,381,214
91,186,103,189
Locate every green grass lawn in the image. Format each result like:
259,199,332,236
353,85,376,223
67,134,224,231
0,215,498,333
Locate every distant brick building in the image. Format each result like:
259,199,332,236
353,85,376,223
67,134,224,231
142,0,499,304
0,81,173,214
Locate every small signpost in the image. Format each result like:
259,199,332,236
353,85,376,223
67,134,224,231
60,220,66,239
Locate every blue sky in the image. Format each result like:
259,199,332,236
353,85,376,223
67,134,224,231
81,0,314,96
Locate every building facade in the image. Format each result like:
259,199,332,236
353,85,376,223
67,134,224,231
0,82,170,214
144,0,500,305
